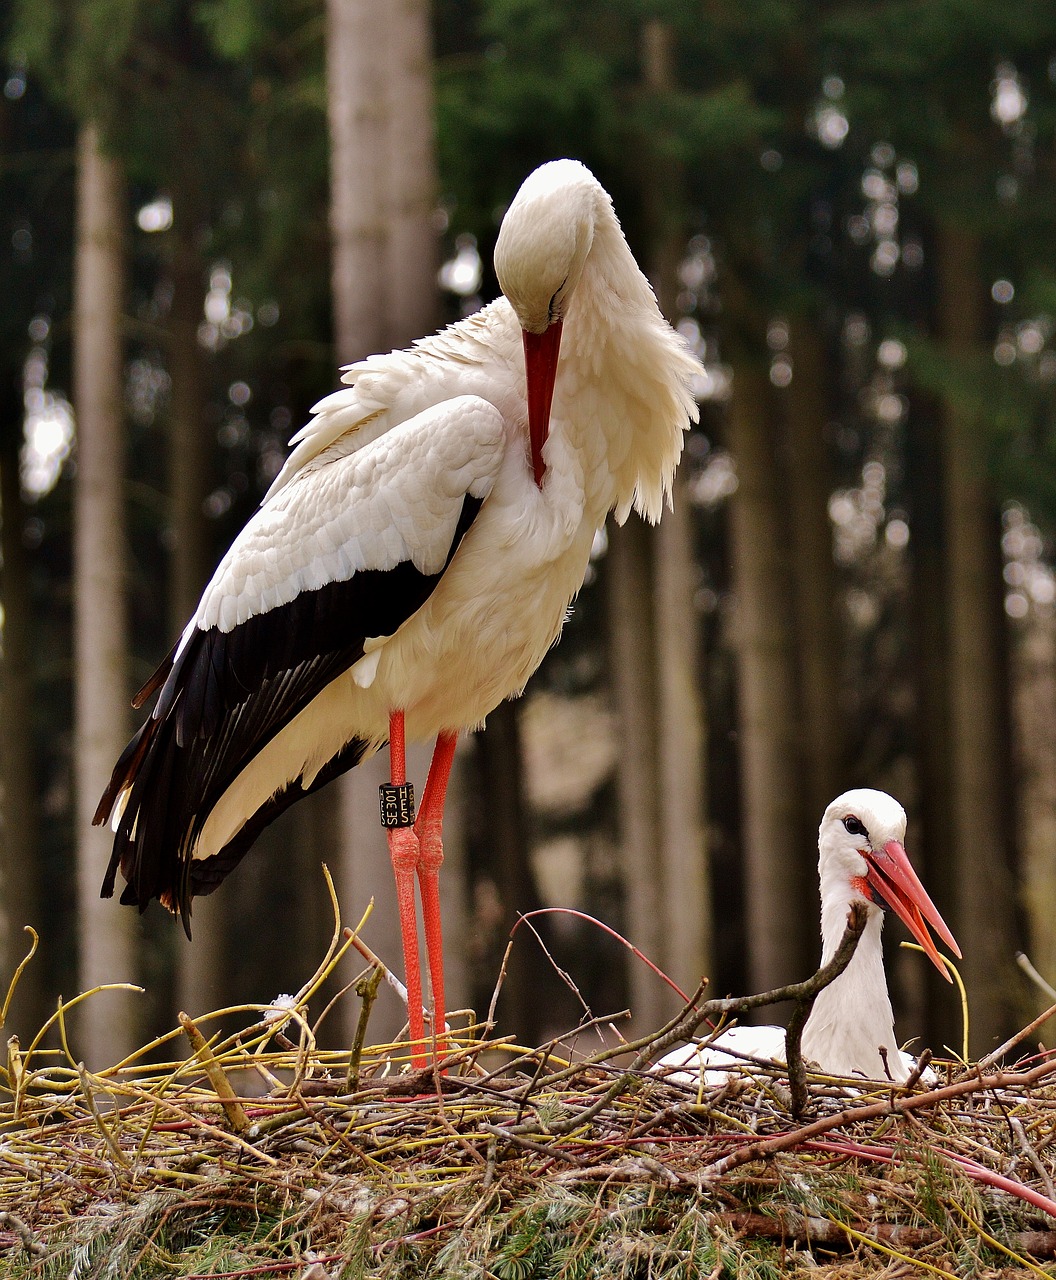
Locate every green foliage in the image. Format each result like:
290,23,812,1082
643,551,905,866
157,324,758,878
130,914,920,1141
194,0,273,59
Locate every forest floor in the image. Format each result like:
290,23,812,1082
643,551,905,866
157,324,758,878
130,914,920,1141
4,908,1056,1278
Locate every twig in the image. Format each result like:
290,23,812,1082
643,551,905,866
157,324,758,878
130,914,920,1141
480,1123,585,1164
342,927,442,1032
0,1209,46,1258
483,939,514,1036
1017,952,1056,1003
702,1210,1056,1259
513,908,694,1005
901,1047,932,1091
515,912,596,1024
77,1063,131,1172
346,965,384,1091
344,928,412,1008
706,904,866,1023
179,1013,250,1134
948,1199,1053,1278
99,1075,280,1165
781,905,868,1117
0,927,39,1029
182,1258,345,1280
1010,1114,1056,1202
978,996,1056,1069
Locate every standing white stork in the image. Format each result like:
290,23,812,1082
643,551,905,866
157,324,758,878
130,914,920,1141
96,159,702,1064
654,789,961,1085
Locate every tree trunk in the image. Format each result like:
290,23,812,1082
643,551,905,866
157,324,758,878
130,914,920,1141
383,0,439,350
1013,610,1056,1035
326,0,388,360
325,0,449,1039
606,516,665,1029
472,702,543,1042
72,122,137,1067
653,493,710,999
905,394,955,1046
608,17,710,1020
785,319,843,825
0,392,44,1037
166,201,226,1018
935,223,1018,1055
725,354,811,992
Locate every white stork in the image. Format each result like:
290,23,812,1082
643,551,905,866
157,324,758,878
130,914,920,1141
96,159,702,1065
654,789,961,1085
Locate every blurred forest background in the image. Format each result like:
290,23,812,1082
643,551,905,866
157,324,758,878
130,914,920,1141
2,0,1056,1069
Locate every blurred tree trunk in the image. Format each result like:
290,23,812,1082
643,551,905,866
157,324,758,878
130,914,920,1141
72,122,137,1067
384,0,439,349
326,0,387,359
785,319,843,825
167,191,225,1017
642,19,710,1007
606,516,664,1029
166,215,210,640
325,0,455,1042
905,394,955,1043
936,223,1018,1055
1013,610,1056,1035
725,354,811,991
472,701,543,1042
604,18,709,1033
0,390,44,1037
326,0,391,1041
654,496,710,996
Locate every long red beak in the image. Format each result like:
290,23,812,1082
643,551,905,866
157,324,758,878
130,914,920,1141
865,840,962,981
522,321,563,487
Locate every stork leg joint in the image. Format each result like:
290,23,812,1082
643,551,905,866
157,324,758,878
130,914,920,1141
386,827,420,876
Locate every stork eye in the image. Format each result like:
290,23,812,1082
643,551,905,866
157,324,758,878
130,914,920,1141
843,815,867,837
548,276,569,323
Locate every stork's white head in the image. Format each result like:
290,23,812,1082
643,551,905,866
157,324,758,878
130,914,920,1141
494,159,610,487
494,159,603,335
819,789,961,979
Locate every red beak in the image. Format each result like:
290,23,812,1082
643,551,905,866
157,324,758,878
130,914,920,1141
522,321,563,487
865,840,962,981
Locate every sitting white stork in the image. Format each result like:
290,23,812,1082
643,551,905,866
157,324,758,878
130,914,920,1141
96,159,702,1064
654,789,961,1085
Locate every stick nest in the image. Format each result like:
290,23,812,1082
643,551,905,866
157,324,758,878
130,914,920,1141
3,907,1056,1278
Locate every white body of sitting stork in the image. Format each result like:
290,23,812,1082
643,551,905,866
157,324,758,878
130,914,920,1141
96,159,702,1064
654,789,961,1086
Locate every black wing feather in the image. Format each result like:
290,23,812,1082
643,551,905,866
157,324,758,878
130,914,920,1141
99,493,484,932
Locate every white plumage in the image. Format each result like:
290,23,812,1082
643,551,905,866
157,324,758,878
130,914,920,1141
98,159,701,1063
654,789,961,1086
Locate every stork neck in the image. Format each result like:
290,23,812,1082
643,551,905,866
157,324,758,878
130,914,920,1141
556,215,689,524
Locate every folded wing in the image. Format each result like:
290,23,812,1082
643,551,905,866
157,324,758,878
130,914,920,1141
97,395,506,932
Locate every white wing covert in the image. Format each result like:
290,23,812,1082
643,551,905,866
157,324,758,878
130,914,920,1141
197,395,505,634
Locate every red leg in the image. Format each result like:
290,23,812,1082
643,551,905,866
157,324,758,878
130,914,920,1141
383,710,427,1066
415,731,457,1058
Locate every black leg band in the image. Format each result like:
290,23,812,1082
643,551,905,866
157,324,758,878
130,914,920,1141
380,782,416,828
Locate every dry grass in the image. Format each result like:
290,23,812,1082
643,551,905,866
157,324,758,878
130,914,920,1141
4,892,1056,1278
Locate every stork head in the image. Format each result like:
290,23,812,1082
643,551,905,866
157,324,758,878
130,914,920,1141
494,159,605,485
819,788,961,980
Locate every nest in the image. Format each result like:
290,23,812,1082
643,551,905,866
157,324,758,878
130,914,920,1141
3,899,1056,1278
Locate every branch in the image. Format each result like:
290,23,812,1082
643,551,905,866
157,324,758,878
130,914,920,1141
694,1055,1056,1193
785,902,869,1116
494,911,869,1146
646,903,867,1113
699,1212,1056,1260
